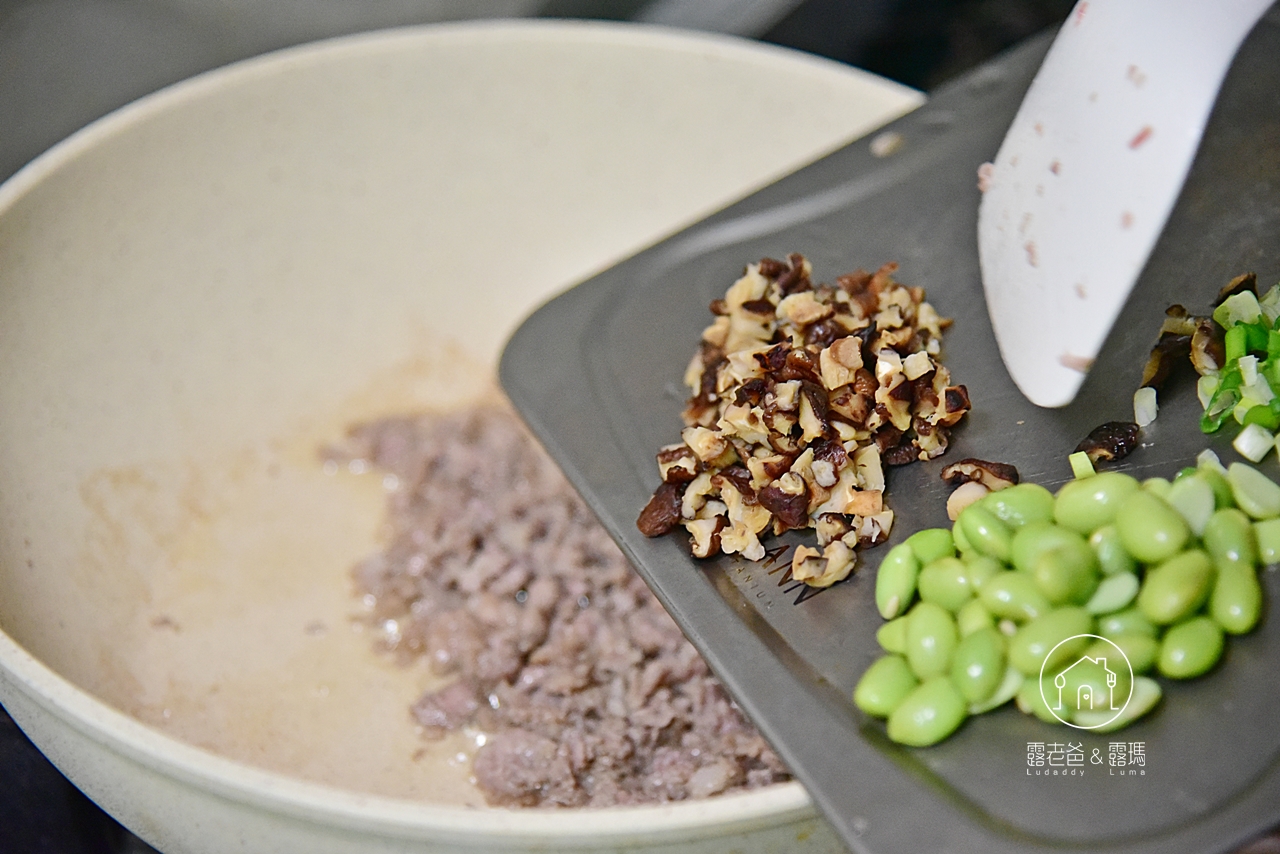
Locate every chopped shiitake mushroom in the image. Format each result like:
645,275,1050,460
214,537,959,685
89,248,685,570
940,458,1019,521
637,254,971,586
1075,421,1141,465
939,458,1019,491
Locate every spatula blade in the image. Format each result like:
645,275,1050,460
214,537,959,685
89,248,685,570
978,0,1272,408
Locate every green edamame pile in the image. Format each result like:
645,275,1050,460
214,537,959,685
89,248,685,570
854,453,1280,747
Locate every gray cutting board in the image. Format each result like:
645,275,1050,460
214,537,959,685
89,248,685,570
500,10,1280,854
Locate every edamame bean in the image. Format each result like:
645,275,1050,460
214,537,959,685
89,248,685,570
1210,561,1263,635
969,666,1022,714
1010,523,1092,576
958,504,1014,563
1158,616,1224,679
907,528,956,565
1084,572,1140,615
1142,477,1173,500
1202,508,1259,571
1115,490,1190,563
979,571,1051,622
861,452,1280,748
1074,676,1161,732
983,482,1055,528
1016,675,1059,723
854,654,919,717
1137,549,1214,625
949,627,1007,704
951,516,975,555
962,554,1002,590
905,602,959,679
1196,464,1235,509
956,598,996,637
876,616,909,653
1098,607,1158,640
876,543,919,620
1087,634,1158,675
1008,607,1092,675
1031,544,1100,606
1053,471,1139,535
1167,474,1216,537
1255,518,1280,565
886,677,968,746
918,557,975,612
1228,462,1280,519
1089,525,1138,577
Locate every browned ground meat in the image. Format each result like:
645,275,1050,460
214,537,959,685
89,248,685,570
326,403,790,807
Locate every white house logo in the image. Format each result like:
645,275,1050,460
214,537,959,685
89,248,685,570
1039,634,1134,730
1054,654,1119,711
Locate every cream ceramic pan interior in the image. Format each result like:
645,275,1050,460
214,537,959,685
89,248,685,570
0,20,919,853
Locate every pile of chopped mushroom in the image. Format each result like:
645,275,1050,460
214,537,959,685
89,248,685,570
637,254,971,587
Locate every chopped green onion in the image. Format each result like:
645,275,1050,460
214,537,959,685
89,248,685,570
1244,377,1275,405
1189,282,1280,454
1214,290,1263,328
1198,448,1228,473
1235,378,1276,425
1240,355,1260,385
1133,387,1158,427
1243,404,1280,431
1260,283,1280,325
1202,386,1241,432
1069,451,1096,479
1247,321,1271,354
1197,374,1220,408
1265,358,1280,390
1221,363,1244,391
1225,325,1248,363
1233,422,1275,463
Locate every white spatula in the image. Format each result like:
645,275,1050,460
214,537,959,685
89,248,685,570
978,0,1274,408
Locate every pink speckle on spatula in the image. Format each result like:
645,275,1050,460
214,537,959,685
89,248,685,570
1060,353,1094,373
977,162,994,192
1129,126,1153,149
